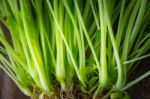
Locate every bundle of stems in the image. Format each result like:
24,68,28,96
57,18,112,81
0,0,150,98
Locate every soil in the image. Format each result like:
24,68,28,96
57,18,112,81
127,57,150,99
0,57,150,99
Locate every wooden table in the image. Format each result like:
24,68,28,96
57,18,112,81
0,69,29,99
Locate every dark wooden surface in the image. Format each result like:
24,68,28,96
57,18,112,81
0,69,30,99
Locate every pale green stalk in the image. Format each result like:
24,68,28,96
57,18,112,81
98,0,108,88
